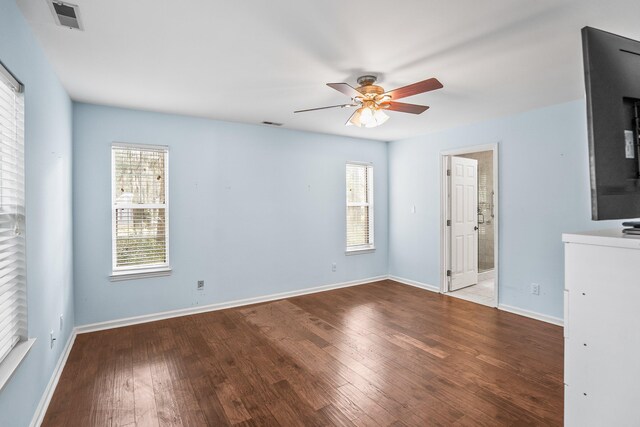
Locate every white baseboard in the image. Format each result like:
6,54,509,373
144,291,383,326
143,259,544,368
76,275,388,334
29,329,77,427
72,278,562,334
388,275,440,293
31,275,387,425
498,304,564,327
387,275,563,327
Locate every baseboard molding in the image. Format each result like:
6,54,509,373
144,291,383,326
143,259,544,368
29,329,77,427
388,275,563,327
498,304,564,327
29,275,383,426
388,275,440,293
76,275,389,334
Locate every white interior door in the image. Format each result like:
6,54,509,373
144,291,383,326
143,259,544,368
449,156,478,291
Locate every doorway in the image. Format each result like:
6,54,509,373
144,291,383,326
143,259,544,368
440,144,498,307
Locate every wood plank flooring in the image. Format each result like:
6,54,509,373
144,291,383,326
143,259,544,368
43,280,564,426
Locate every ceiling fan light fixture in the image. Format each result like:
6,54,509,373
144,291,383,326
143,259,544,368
373,108,389,125
360,107,375,127
297,75,441,129
349,106,389,128
347,108,362,127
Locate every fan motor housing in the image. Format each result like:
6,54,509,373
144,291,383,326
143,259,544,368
357,85,385,97
357,75,377,85
356,75,384,97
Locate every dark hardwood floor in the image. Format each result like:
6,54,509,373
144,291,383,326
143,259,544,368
43,280,563,426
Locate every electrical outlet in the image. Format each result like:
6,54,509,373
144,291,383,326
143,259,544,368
331,263,337,272
411,205,416,214
197,280,204,290
50,331,56,349
59,314,64,331
531,283,540,296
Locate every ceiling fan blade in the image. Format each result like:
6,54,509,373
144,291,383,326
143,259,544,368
385,101,430,114
385,78,443,100
294,104,356,113
327,83,363,99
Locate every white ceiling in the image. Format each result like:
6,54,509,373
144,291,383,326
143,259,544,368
16,0,640,141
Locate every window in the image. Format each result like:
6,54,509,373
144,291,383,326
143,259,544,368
0,62,27,368
346,162,374,252
111,143,170,279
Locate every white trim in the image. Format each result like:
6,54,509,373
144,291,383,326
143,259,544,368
440,154,450,296
112,141,169,151
345,160,373,166
345,247,375,255
0,338,35,392
388,275,439,293
29,331,76,427
498,304,564,327
76,275,389,334
0,60,23,93
440,143,498,156
440,143,499,309
389,276,562,326
110,267,172,282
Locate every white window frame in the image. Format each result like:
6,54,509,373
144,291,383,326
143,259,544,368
345,161,375,254
0,60,35,392
110,142,171,281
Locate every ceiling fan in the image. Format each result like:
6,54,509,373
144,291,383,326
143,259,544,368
294,75,443,128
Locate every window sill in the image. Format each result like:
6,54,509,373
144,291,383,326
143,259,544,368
110,267,172,282
0,338,35,392
345,247,376,255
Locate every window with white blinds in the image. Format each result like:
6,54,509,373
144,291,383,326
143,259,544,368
346,162,374,252
112,143,170,277
0,64,26,366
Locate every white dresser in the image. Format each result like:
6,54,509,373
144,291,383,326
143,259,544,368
563,229,640,427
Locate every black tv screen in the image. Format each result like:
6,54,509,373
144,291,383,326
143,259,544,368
582,27,640,220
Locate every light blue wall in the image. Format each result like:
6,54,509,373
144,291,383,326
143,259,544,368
73,103,388,326
0,0,74,426
388,100,624,319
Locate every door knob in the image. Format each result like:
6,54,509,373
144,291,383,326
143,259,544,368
474,226,479,231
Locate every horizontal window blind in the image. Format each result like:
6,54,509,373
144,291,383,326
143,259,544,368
112,145,169,272
346,163,374,250
0,65,26,365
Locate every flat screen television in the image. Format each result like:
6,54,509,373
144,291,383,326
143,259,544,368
582,27,640,220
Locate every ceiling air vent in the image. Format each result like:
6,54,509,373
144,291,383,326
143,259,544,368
48,1,83,30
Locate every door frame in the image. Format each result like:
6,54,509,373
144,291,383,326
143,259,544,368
440,143,499,307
